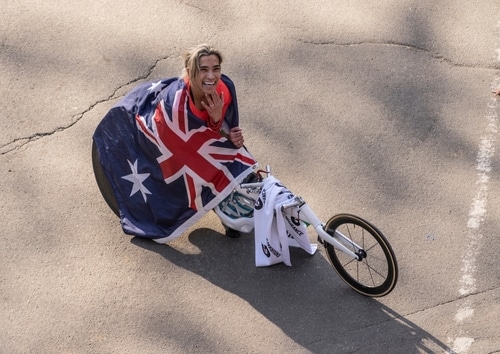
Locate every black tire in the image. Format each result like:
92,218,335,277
91,140,120,217
323,214,398,297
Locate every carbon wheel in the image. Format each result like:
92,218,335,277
324,214,398,297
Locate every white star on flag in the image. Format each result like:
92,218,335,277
147,80,162,92
121,159,152,202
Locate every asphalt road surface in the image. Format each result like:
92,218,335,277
1,1,499,353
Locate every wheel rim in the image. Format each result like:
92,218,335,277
92,140,120,217
324,215,397,296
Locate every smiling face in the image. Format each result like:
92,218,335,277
188,54,222,98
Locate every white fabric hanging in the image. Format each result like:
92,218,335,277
253,176,317,267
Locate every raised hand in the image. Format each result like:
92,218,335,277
202,92,224,124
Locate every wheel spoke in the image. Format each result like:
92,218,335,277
362,259,387,282
323,214,398,297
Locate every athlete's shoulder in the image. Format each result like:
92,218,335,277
221,74,235,87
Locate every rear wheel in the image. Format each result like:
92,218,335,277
323,214,398,297
92,140,119,217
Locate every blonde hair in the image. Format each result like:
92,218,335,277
182,44,223,81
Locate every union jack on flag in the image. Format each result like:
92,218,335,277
93,75,257,241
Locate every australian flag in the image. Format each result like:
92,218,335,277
93,75,257,242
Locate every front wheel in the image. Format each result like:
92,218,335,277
323,214,398,297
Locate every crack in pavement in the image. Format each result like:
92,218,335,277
182,1,205,11
299,39,500,70
0,56,172,155
306,286,498,352
2,39,498,155
404,285,499,318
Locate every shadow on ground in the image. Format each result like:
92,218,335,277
132,228,452,353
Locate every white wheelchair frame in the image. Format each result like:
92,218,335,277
215,166,363,261
214,165,399,297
